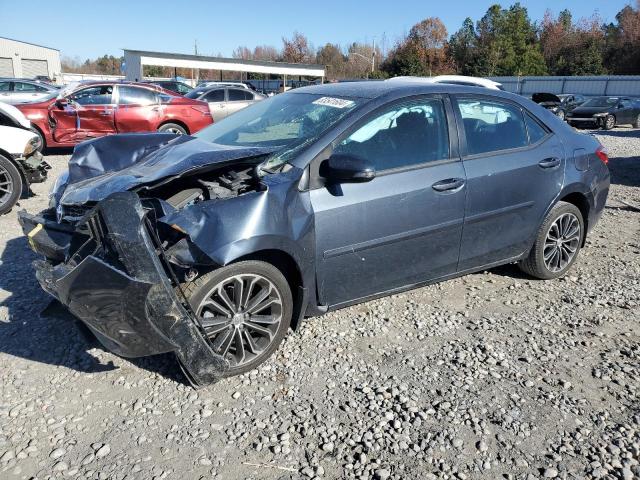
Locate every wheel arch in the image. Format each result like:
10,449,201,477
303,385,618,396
557,188,593,247
158,119,190,135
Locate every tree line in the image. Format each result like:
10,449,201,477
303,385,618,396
62,2,640,80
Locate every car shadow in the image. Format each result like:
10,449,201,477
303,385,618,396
592,128,640,139
607,156,640,188
0,236,189,385
43,147,74,156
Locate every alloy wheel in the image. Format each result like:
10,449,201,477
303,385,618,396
165,127,184,135
543,213,581,273
605,115,615,130
195,274,283,367
0,163,14,210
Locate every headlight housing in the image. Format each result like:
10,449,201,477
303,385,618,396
23,137,39,157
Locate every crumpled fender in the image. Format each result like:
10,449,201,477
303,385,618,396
158,168,315,284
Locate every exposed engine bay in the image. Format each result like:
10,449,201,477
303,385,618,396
141,164,261,210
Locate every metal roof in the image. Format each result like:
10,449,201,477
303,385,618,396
0,36,60,51
124,49,325,77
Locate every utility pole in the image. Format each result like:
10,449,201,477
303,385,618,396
193,40,199,84
372,37,376,73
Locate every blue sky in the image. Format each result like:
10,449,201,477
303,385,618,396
0,0,633,60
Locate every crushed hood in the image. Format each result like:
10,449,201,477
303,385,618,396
532,93,561,106
60,133,278,206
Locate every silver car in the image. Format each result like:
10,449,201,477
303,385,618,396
185,86,265,122
0,78,59,104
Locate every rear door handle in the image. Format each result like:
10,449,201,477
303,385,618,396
432,178,465,192
99,110,113,116
538,157,561,169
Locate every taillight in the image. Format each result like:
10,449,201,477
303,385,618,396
595,146,609,165
191,105,211,116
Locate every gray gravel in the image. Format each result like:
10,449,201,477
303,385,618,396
0,129,639,479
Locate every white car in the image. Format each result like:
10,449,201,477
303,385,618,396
0,102,50,214
387,75,504,91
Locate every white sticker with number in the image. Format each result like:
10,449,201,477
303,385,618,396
312,97,355,109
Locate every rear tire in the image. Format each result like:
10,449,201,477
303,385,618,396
158,123,187,135
180,260,292,377
518,201,584,280
0,155,22,215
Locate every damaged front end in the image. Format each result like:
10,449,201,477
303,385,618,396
19,192,228,386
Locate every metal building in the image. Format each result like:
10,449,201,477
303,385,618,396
123,49,325,85
490,75,640,97
0,37,61,80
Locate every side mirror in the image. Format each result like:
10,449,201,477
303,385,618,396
55,98,69,108
321,153,375,183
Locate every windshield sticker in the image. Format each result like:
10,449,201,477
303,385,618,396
312,97,355,109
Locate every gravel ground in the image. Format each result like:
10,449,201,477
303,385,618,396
0,129,639,480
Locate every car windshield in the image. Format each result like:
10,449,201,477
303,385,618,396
194,92,364,170
582,97,619,107
185,89,209,99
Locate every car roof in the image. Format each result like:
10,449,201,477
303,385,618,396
291,79,519,101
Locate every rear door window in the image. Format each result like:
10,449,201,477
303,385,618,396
228,89,252,101
0,81,12,91
524,113,549,144
118,86,157,105
456,98,528,156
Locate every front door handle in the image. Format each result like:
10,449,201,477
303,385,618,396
538,157,561,169
432,178,465,192
99,110,113,116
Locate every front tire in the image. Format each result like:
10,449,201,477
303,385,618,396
603,115,616,130
158,123,187,135
181,260,292,377
556,110,565,121
0,155,22,215
518,201,584,280
633,114,640,129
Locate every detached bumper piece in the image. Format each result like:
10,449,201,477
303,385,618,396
19,192,228,386
16,151,51,184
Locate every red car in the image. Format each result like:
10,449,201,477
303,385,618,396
16,82,213,150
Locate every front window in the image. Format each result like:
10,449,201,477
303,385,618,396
582,97,619,108
14,82,46,92
334,99,450,170
185,89,209,99
69,85,113,105
195,92,365,170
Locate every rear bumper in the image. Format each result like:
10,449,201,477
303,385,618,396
19,192,228,386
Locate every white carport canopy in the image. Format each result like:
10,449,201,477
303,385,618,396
123,49,325,81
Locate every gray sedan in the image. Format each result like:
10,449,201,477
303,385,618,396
0,79,59,104
185,86,265,122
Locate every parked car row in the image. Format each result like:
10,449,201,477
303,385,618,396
531,92,640,130
15,81,213,151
